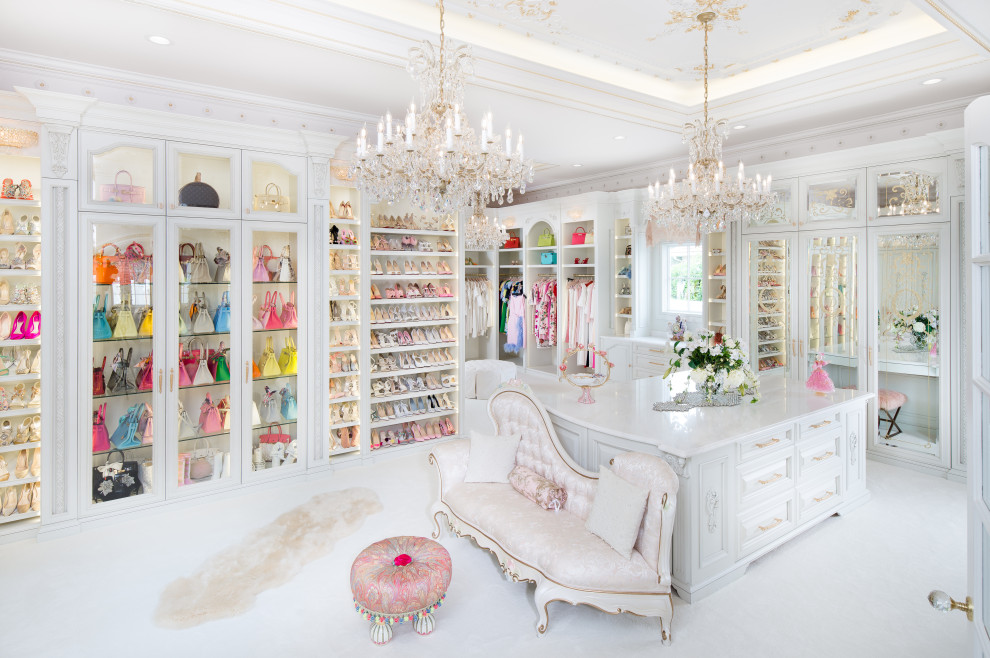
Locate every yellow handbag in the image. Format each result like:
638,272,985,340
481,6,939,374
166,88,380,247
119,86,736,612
278,336,298,375
111,299,138,338
138,307,154,336
259,337,281,377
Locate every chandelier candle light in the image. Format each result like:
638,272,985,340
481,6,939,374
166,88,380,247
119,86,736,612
646,11,775,245
352,0,534,214
464,191,508,251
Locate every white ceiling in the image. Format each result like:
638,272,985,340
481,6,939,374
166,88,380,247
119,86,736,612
0,0,987,189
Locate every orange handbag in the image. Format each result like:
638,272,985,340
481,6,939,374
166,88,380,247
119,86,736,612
93,243,121,284
252,360,261,378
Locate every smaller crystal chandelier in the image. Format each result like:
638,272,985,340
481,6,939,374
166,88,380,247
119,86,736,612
0,126,38,149
886,172,939,216
464,191,508,250
646,12,774,245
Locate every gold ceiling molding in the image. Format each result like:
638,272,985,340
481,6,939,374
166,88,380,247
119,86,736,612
663,0,747,34
464,0,564,34
923,0,990,53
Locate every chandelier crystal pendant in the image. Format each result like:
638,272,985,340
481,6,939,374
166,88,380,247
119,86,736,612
351,0,534,214
646,12,774,244
464,190,509,251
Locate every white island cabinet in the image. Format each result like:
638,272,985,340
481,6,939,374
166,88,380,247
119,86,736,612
522,373,871,602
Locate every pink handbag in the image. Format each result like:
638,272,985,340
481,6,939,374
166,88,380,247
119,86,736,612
260,291,283,330
92,403,111,452
279,291,298,329
98,170,146,204
199,394,223,434
252,246,273,282
178,342,195,387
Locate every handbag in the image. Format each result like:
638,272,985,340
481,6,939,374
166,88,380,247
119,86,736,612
280,291,298,329
217,395,231,431
98,170,146,204
260,423,290,445
136,402,153,444
503,236,520,249
92,449,140,502
191,341,214,387
278,336,298,375
191,293,215,334
260,386,281,423
279,384,298,421
537,229,555,247
93,243,120,284
136,352,154,391
213,247,231,283
213,291,231,333
187,242,212,283
259,337,281,377
138,459,153,494
93,295,112,340
275,245,295,282
138,307,154,336
120,242,152,285
107,348,137,393
109,404,143,449
625,244,632,256
251,400,262,426
252,246,272,282
92,403,110,452
251,295,264,330
540,251,557,265
208,342,230,382
178,172,220,208
111,299,138,339
179,341,199,387
189,438,216,480
178,309,188,336
253,182,289,213
178,243,196,280
571,227,587,245
260,291,283,330
585,228,595,244
93,356,106,396
177,400,198,439
198,394,223,435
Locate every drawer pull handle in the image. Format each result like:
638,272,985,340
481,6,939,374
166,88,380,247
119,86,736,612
759,473,783,485
649,349,665,354
758,517,783,532
648,361,666,367
810,420,832,429
813,491,834,503
812,451,834,463
755,438,780,449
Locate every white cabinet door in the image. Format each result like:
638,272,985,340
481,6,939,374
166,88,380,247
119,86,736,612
79,132,165,215
868,157,948,226
798,169,867,230
242,151,308,223
166,142,241,219
742,178,799,234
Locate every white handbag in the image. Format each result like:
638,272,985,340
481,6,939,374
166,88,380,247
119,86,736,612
276,245,295,282
188,242,212,283
251,400,262,426
139,459,153,494
191,293,215,334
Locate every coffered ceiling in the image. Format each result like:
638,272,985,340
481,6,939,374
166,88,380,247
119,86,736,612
0,0,987,190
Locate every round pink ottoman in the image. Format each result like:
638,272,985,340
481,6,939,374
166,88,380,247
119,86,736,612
350,536,452,645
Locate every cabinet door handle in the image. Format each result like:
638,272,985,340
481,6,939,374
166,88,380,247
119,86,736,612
759,472,783,485
810,420,832,429
868,346,873,366
158,368,163,393
799,339,804,356
812,450,834,462
245,361,250,383
758,517,783,532
169,368,174,392
813,490,835,503
755,437,780,449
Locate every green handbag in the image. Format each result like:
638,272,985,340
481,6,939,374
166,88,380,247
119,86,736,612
210,343,231,382
537,228,555,247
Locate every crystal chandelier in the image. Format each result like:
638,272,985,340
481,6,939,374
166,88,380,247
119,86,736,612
646,12,774,245
0,126,38,149
352,0,534,214
464,191,508,250
886,172,939,216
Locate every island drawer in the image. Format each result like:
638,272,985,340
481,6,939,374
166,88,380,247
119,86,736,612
796,430,842,481
738,425,794,463
738,454,793,509
797,471,843,523
738,493,795,558
798,411,842,439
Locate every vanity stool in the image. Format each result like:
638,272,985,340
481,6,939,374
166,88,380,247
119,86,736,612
877,388,907,439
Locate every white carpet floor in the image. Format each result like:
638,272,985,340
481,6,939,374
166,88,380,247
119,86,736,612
2,454,968,657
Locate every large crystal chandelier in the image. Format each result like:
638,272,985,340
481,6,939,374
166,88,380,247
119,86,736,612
646,12,774,245
464,191,508,250
351,0,534,214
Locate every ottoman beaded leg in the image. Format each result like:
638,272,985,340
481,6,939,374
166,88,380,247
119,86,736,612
351,536,452,646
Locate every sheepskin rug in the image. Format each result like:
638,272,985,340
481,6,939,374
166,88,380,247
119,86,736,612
154,487,383,628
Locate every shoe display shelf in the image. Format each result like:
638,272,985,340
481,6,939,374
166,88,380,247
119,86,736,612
614,216,633,336
0,153,43,526
705,230,729,337
367,202,459,451
750,238,789,373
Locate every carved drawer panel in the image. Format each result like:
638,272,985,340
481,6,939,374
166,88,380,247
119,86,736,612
738,493,795,558
797,470,843,523
796,430,842,481
737,454,793,510
798,410,842,439
738,424,794,463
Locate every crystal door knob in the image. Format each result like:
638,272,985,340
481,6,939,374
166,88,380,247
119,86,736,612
928,590,973,621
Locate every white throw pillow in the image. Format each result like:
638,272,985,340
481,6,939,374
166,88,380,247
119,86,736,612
464,430,521,483
585,467,649,559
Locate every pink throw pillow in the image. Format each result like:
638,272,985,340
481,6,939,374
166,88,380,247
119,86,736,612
509,465,567,511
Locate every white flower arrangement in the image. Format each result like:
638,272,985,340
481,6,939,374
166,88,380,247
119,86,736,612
664,330,760,403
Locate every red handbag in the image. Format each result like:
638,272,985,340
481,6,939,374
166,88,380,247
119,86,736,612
502,236,520,249
92,403,110,452
136,352,155,391
93,356,106,396
571,227,587,245
260,424,290,444
280,291,298,329
178,342,196,387
261,291,283,330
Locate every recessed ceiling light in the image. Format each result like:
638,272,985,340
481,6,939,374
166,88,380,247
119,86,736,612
148,35,171,45
922,78,942,85
733,124,748,130
572,163,583,167
613,135,625,140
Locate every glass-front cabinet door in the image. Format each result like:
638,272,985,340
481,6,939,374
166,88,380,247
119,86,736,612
243,226,307,476
169,220,240,494
166,143,241,219
82,214,165,513
868,225,950,467
799,231,865,389
743,234,794,377
743,178,798,234
799,169,866,229
868,158,948,225
79,132,165,214
242,152,307,223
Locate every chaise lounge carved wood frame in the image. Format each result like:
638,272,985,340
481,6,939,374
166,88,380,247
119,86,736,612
429,385,679,643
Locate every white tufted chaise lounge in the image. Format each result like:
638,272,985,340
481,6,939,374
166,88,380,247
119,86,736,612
429,385,679,643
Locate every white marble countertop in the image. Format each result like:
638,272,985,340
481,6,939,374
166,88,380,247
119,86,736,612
521,373,874,459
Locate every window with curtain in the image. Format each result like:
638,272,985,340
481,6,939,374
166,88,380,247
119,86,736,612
662,243,703,314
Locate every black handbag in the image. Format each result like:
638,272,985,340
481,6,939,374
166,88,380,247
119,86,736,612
92,449,141,502
178,172,220,208
106,347,136,393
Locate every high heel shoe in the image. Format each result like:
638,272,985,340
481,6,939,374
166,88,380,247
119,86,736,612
0,420,10,446
13,418,29,442
0,210,13,235
10,384,25,409
30,481,39,511
28,382,39,407
16,483,30,514
2,487,16,516
14,449,27,479
11,244,25,269
0,281,8,306
28,245,40,271
30,447,40,477
8,311,26,340
0,455,7,481
0,312,11,340
30,416,40,442
25,310,41,339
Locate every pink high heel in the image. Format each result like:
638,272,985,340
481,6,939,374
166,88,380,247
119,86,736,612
8,311,26,340
23,312,39,339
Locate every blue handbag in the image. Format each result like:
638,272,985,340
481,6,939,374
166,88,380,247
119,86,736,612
540,251,557,265
213,291,231,333
93,295,112,340
280,384,298,421
110,404,143,449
